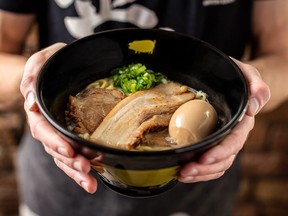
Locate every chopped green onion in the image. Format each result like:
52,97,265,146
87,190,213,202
111,63,167,95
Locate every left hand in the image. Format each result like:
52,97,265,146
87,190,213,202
20,43,97,194
178,59,271,183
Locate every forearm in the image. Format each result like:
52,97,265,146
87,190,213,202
0,52,27,111
248,1,288,113
0,11,37,111
248,54,288,113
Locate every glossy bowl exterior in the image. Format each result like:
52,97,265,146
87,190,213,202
36,28,248,197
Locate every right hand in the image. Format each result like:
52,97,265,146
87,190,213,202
20,43,97,193
178,59,271,183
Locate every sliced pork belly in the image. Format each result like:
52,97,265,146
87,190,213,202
66,88,124,134
139,129,174,150
90,82,195,149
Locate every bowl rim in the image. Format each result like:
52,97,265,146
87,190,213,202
36,28,249,157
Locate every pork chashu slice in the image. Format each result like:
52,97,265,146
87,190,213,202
66,88,124,134
90,82,195,149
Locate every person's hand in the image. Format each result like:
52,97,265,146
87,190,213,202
178,59,271,183
21,45,270,191
20,43,97,193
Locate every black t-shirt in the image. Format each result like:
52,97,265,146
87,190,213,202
0,0,252,58
0,1,250,216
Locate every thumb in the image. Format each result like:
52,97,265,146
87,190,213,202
230,57,271,116
20,43,66,111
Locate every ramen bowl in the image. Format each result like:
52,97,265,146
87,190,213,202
36,28,248,197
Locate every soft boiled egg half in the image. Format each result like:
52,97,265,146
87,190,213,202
168,99,218,146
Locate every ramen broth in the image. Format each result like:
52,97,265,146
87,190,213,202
65,64,217,151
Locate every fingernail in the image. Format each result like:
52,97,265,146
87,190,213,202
249,97,260,116
57,147,69,157
80,180,89,192
73,161,82,172
27,92,38,111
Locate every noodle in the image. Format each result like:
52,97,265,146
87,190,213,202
85,78,115,90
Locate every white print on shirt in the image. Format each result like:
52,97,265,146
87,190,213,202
113,0,138,7
202,0,236,7
55,0,158,38
55,0,73,8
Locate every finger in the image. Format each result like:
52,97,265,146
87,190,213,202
178,171,225,183
25,105,74,158
54,158,97,194
20,43,66,111
231,58,271,116
43,144,91,174
198,115,254,165
180,154,236,178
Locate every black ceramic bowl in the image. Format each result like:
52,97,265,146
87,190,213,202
36,28,248,197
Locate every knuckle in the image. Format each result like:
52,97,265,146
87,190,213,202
214,171,225,180
227,133,243,155
30,119,53,144
29,120,44,139
27,50,50,68
259,83,271,105
43,144,51,154
248,64,261,77
21,50,52,95
29,126,38,139
20,75,34,96
225,155,236,170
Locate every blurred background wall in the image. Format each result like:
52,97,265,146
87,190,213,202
233,102,288,216
0,25,38,216
0,27,288,216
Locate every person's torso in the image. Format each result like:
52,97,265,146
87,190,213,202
35,0,252,58
0,0,252,57
0,1,250,215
